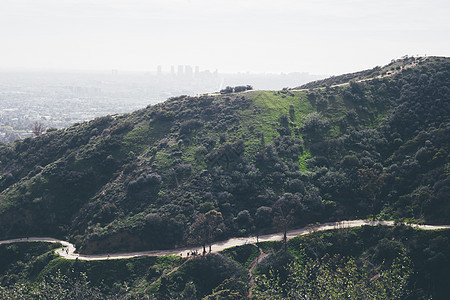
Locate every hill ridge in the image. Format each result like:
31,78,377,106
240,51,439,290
295,56,430,90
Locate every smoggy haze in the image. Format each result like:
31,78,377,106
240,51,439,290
1,0,449,75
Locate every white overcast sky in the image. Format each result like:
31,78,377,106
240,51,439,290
0,0,449,75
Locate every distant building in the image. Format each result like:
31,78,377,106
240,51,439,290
185,65,193,78
177,65,184,77
157,65,162,76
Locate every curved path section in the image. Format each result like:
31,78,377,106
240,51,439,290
0,220,449,261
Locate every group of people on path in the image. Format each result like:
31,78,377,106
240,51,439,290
183,250,202,257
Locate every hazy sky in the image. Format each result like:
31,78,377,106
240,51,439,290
1,0,449,75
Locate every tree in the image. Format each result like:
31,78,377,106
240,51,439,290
255,206,272,241
357,166,383,219
180,281,198,299
289,105,295,122
301,112,329,143
188,213,208,254
204,278,248,299
234,85,253,93
205,210,224,253
236,210,251,228
32,122,45,137
220,86,234,94
272,194,301,250
188,210,224,254
277,114,291,136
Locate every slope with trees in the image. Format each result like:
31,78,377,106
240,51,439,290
0,56,448,256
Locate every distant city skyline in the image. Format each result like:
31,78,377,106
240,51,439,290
0,0,449,75
0,65,323,143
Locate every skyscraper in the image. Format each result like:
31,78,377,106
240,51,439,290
195,66,199,77
185,65,193,78
177,65,184,77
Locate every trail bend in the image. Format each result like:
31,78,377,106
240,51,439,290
0,220,449,261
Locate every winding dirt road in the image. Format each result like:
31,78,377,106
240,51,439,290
0,220,449,261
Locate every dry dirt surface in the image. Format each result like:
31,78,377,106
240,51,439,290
1,219,449,261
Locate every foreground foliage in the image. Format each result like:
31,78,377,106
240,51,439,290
0,226,449,299
0,270,104,299
253,253,412,299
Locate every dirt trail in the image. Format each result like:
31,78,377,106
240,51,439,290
247,246,268,298
0,219,449,261
142,257,193,294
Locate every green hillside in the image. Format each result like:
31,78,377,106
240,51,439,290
0,56,449,255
